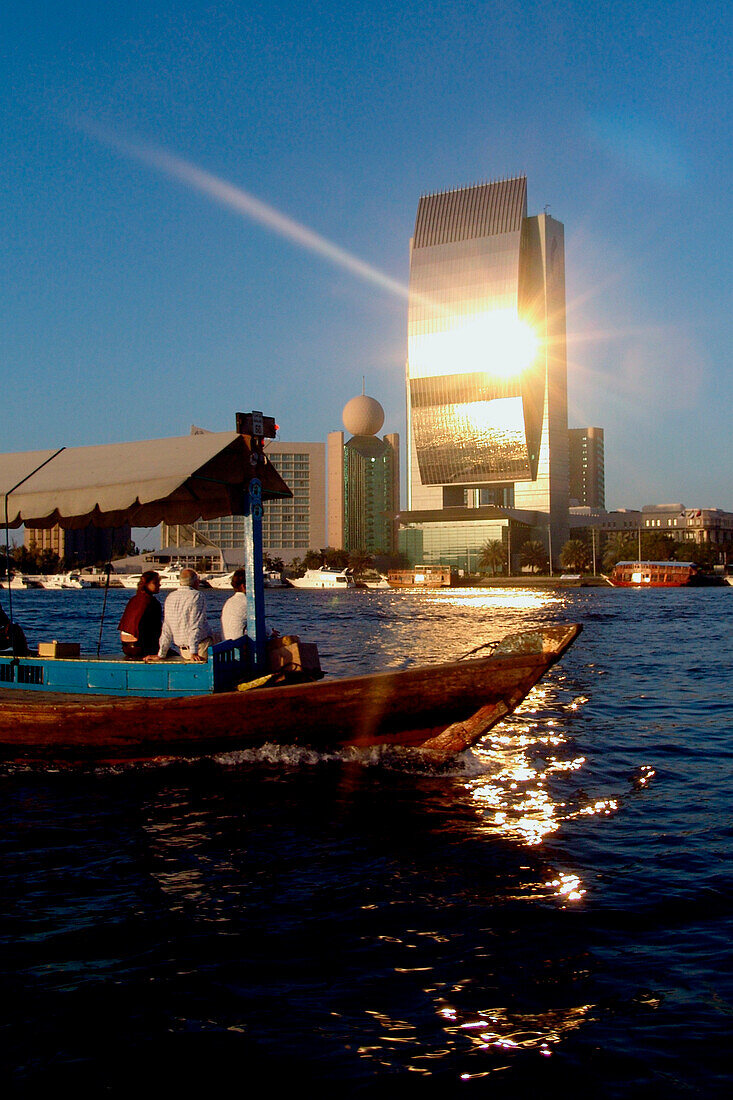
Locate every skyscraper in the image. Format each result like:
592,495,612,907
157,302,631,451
328,394,399,555
568,427,605,509
402,177,569,569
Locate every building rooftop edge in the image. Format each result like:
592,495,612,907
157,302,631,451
419,174,526,200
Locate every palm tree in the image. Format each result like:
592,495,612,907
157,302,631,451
303,549,324,570
560,539,591,573
519,539,547,574
602,534,636,573
348,549,374,576
324,547,350,570
478,539,506,576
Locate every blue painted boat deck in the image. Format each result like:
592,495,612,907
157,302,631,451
0,639,250,698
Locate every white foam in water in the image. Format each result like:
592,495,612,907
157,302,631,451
212,741,490,775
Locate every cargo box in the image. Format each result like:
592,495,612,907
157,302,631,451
38,641,81,659
267,637,321,675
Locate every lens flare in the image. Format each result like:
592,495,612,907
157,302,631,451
72,119,410,300
409,310,540,379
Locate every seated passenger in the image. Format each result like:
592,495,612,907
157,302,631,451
118,570,162,659
221,569,247,640
0,607,30,657
221,570,280,642
147,568,213,663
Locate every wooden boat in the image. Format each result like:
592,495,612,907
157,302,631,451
0,623,581,765
609,560,701,587
387,565,452,588
0,415,583,766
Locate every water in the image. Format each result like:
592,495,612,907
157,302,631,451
1,587,731,1095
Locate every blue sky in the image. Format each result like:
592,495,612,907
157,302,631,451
2,1,731,509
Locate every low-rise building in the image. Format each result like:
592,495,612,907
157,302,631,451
569,503,733,554
163,438,326,565
25,524,131,567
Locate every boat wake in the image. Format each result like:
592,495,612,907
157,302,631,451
0,743,489,778
212,741,490,775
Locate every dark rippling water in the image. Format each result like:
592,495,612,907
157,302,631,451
1,586,731,1096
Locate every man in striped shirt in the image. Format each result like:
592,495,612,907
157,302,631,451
146,569,214,663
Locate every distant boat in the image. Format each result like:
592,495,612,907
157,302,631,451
609,561,703,587
202,569,288,590
203,570,236,589
360,575,390,589
387,565,452,588
290,567,355,590
40,572,89,589
117,565,183,590
0,573,29,590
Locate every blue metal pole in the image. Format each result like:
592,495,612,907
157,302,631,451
243,477,267,671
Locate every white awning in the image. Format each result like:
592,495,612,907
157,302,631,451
1,431,291,529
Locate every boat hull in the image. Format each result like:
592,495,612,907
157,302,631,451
0,625,581,765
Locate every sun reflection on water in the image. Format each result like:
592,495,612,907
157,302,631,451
438,999,596,1055
460,679,621,904
422,588,563,614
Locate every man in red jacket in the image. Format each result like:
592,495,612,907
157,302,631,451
118,571,162,659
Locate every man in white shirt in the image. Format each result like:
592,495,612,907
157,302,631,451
221,569,248,640
221,570,280,643
147,569,214,663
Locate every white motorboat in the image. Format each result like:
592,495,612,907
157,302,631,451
203,569,288,590
40,572,89,589
117,565,183,590
360,574,390,589
0,574,29,590
264,569,288,587
289,567,355,590
204,571,236,590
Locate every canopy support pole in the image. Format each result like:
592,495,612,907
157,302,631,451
3,447,65,625
243,478,267,671
96,562,112,657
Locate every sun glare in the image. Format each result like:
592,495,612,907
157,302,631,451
409,310,540,379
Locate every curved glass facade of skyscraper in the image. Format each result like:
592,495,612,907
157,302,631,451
408,178,546,489
405,176,568,563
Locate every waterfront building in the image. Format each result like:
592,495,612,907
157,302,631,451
569,503,733,559
402,176,569,570
164,440,326,565
569,427,605,508
25,523,131,567
327,394,399,555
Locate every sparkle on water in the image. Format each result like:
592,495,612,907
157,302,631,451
1,584,731,1094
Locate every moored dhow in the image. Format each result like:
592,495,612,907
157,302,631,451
609,561,709,587
387,565,452,588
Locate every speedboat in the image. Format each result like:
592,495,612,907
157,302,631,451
0,574,29,590
40,572,88,589
117,565,183,590
289,567,355,590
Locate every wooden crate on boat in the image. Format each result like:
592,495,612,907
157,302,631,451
37,641,81,659
267,636,321,675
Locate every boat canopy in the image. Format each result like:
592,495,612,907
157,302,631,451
1,431,292,530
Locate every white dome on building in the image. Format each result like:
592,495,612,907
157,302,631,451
342,394,384,437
